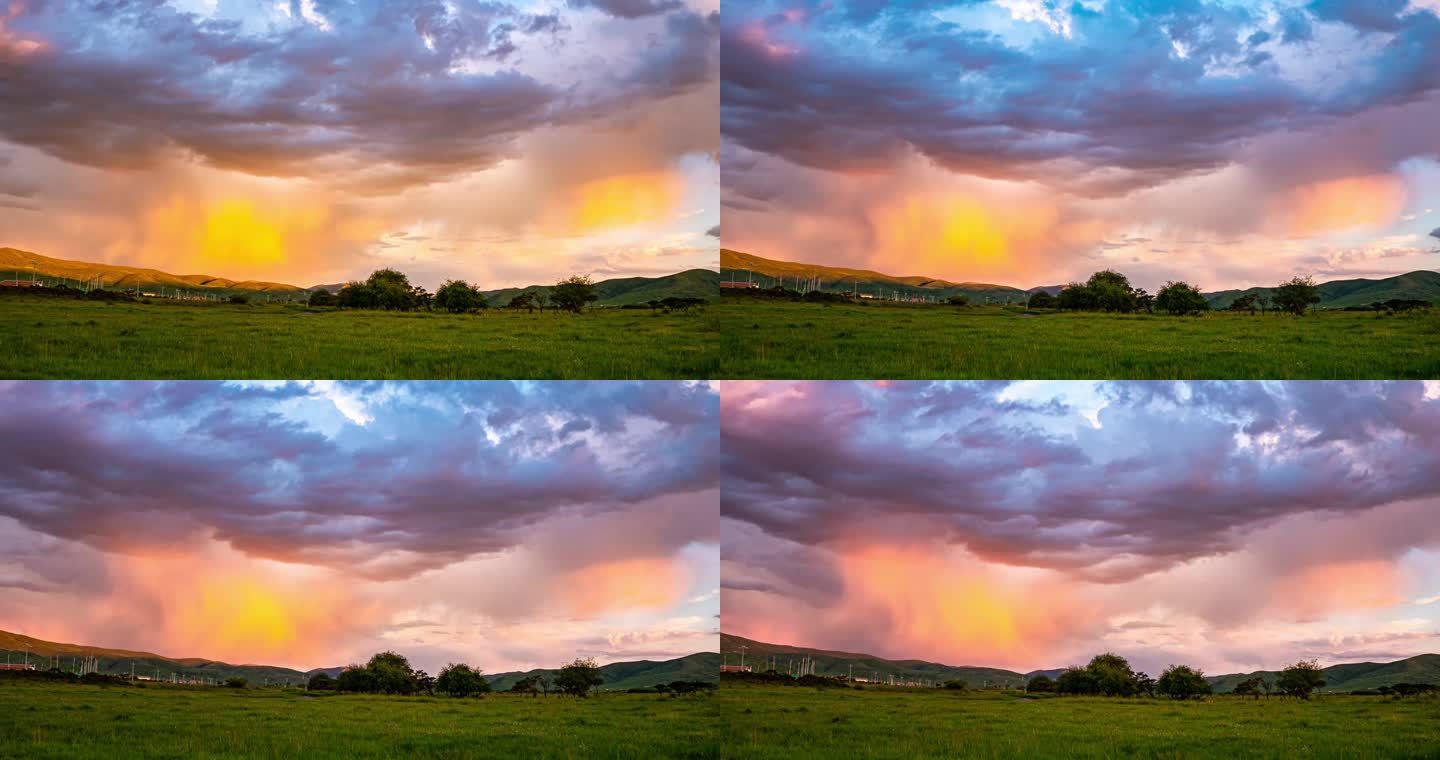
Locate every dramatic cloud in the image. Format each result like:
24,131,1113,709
721,0,1440,289
0,381,719,672
0,0,719,286
721,381,1440,673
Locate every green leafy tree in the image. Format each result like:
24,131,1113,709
1087,270,1137,313
1027,291,1058,309
510,675,543,697
1274,276,1321,316
551,275,598,314
436,663,490,698
1233,677,1264,699
414,669,435,696
1056,283,1097,311
1155,281,1208,316
1276,660,1326,699
555,657,604,697
335,665,377,693
1026,674,1055,693
1087,653,1139,696
1156,664,1211,700
366,651,418,695
434,280,487,313
508,292,536,313
306,672,335,691
1055,666,1098,695
1229,293,1259,315
308,289,337,307
337,282,380,309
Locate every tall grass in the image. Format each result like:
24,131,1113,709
1,298,718,379
717,301,1440,379
0,681,720,759
719,682,1440,759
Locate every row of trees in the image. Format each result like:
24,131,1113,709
1028,654,1329,700
1027,271,1326,316
309,269,601,314
305,652,606,698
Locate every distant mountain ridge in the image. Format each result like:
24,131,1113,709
0,629,718,691
721,633,1440,693
721,249,1440,308
1,247,303,294
480,268,719,307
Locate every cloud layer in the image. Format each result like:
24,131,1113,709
721,381,1440,673
721,0,1440,288
0,381,719,671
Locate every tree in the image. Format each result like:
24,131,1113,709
1155,281,1208,316
1257,293,1271,315
362,269,418,311
555,657,604,697
366,651,418,695
1134,672,1156,697
1273,276,1321,316
510,675,542,697
1229,293,1259,315
508,292,535,313
551,275,598,314
947,294,970,306
1156,665,1211,700
335,665,377,693
1086,653,1139,696
1055,666,1098,695
436,663,490,698
229,294,250,305
1026,674,1055,693
414,669,435,696
1133,288,1154,313
225,676,247,689
1057,283,1097,311
410,286,432,311
1087,270,1137,313
337,282,380,309
308,289,337,307
306,672,335,691
1276,660,1325,699
1233,677,1264,699
943,679,966,690
434,280,487,313
1027,291,1057,309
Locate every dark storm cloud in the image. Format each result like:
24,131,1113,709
567,0,684,18
0,381,717,579
0,0,713,191
720,1,1440,194
722,381,1440,584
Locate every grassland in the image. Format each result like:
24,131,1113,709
0,297,717,379
719,683,1440,759
0,680,719,759
717,299,1440,379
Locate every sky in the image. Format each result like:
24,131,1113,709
0,0,719,289
721,380,1440,677
0,381,719,674
721,0,1440,290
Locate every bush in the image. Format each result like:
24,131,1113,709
228,295,249,305
307,672,335,691
224,676,247,689
1026,674,1055,693
308,289,337,307
943,679,966,690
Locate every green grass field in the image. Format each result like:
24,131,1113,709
718,683,1440,759
716,300,1440,379
0,681,719,759
0,297,717,379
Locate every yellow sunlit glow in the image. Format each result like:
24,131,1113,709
570,173,682,232
1280,175,1407,237
196,201,287,268
558,557,686,617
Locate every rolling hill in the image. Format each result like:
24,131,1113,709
721,248,1440,309
0,247,304,294
720,249,1029,304
722,634,1440,693
0,629,718,691
480,268,720,307
1205,270,1440,309
486,652,720,692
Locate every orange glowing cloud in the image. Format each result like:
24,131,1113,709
568,172,683,233
556,557,688,617
870,193,1062,282
1275,175,1407,237
1270,560,1405,621
834,545,1090,668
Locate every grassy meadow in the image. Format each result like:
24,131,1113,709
719,683,1440,759
0,680,719,760
716,299,1440,379
0,297,718,379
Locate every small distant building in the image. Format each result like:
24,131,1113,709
0,280,43,288
720,281,761,289
0,663,37,671
719,664,752,673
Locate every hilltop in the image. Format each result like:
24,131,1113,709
720,249,1029,304
481,268,720,307
0,630,718,690
487,652,720,692
721,633,1440,693
0,247,303,294
721,248,1440,309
